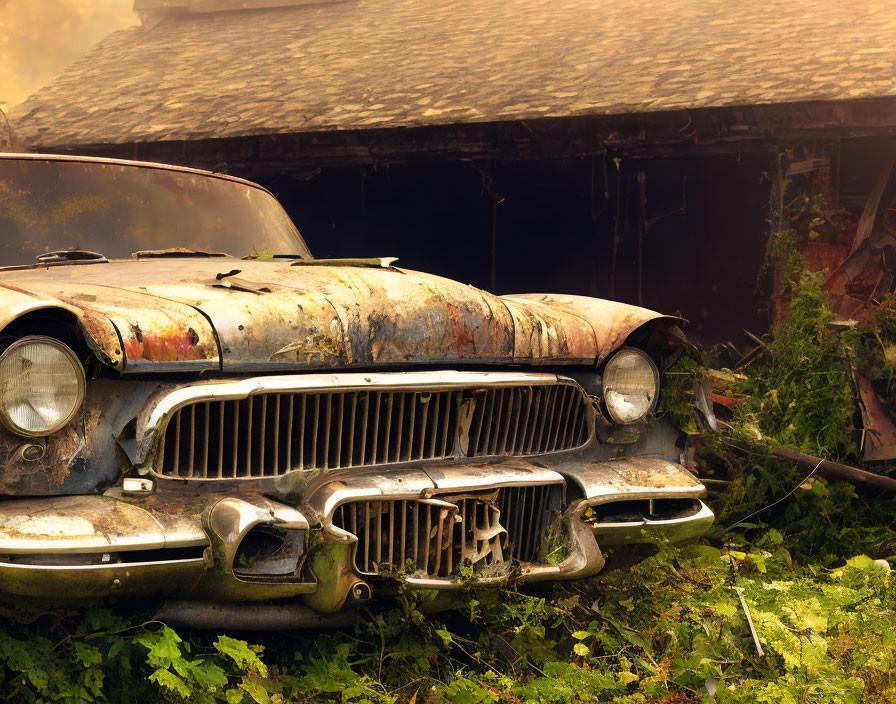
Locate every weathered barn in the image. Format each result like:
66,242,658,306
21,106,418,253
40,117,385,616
9,0,896,348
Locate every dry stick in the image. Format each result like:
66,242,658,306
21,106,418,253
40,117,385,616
770,446,896,492
735,588,765,658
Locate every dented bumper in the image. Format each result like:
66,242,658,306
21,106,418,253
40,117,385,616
0,457,712,606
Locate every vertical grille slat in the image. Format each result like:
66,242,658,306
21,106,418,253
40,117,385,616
198,404,206,478
383,394,394,464
440,392,453,456
370,392,381,464
396,393,407,463
400,500,407,568
405,394,416,462
258,395,267,475
245,397,254,476
173,409,182,475
481,390,497,454
347,394,357,468
323,394,333,470
286,397,295,471
428,392,440,457
311,394,320,469
155,382,590,478
272,395,280,475
414,395,433,460
335,394,345,469
359,392,369,466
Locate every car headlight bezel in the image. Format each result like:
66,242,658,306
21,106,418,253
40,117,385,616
601,347,660,425
0,336,87,437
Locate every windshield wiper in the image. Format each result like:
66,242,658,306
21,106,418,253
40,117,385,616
291,256,398,269
133,248,228,259
35,249,109,267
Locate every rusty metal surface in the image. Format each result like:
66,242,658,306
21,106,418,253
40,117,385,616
0,494,206,554
503,294,678,363
857,374,896,463
155,599,357,630
0,283,125,369
105,488,218,548
0,558,207,603
551,456,706,503
0,269,220,372
0,258,665,373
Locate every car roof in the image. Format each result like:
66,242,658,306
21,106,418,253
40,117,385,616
0,152,271,195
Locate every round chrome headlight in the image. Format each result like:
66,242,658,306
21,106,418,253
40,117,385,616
0,336,86,437
602,348,659,424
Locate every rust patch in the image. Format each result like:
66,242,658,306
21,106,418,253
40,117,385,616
123,325,205,363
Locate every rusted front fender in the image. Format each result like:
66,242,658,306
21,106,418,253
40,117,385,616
503,294,682,363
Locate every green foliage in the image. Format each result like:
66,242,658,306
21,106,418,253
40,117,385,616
658,354,705,434
0,535,893,703
762,193,828,291
738,270,858,462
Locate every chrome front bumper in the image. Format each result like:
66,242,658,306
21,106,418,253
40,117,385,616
0,457,713,605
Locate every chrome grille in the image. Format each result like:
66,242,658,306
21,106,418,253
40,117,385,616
332,485,564,578
156,390,459,479
467,384,588,456
155,382,591,479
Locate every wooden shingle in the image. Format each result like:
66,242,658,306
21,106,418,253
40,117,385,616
11,0,896,149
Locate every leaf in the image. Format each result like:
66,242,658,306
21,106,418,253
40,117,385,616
239,677,271,704
573,643,590,657
189,659,229,689
571,631,591,640
149,668,191,699
72,642,103,668
215,635,269,677
434,628,454,647
136,626,183,668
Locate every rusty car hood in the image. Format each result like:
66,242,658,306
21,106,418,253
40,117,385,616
0,259,672,373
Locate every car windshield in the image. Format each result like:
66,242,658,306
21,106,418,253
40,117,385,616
0,157,312,266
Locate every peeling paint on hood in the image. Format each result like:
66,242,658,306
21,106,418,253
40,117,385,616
0,259,671,373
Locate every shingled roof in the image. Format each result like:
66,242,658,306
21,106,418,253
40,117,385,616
11,0,896,149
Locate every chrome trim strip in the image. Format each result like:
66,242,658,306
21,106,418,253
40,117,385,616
0,558,206,571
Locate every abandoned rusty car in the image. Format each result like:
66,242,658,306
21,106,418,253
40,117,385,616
0,153,712,628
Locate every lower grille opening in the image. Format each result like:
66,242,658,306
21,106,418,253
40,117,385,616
587,498,702,524
233,526,306,583
331,484,565,578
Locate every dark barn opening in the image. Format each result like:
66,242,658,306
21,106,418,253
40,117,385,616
262,152,772,348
